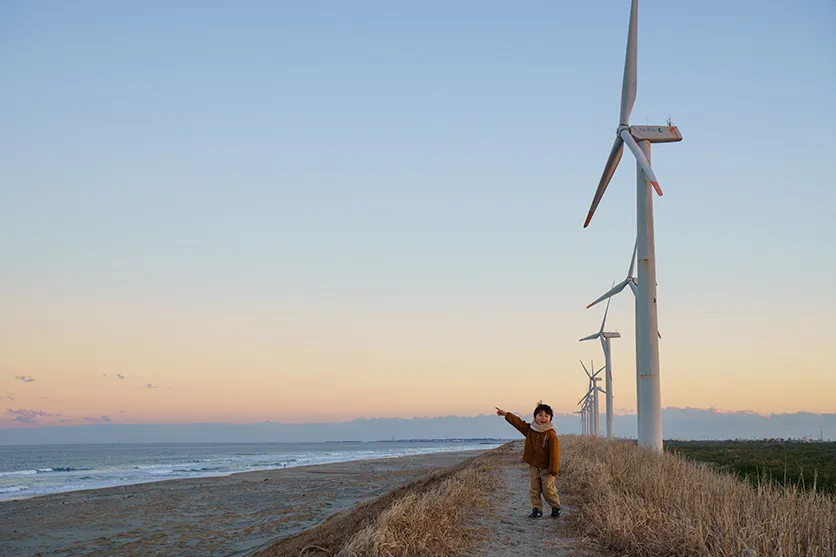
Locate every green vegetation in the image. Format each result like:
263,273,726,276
666,440,836,495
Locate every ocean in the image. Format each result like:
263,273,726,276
0,439,502,501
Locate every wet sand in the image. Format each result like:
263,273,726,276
0,450,485,557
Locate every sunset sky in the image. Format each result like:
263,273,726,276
2,1,834,429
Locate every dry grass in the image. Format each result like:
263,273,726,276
560,435,836,557
253,449,502,557
337,462,495,557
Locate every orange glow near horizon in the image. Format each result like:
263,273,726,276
2,293,834,429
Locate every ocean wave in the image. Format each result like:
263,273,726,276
0,485,31,494
0,441,504,502
0,466,99,480
184,467,223,472
51,467,93,473
0,469,37,477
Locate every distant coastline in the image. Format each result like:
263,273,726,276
2,409,833,446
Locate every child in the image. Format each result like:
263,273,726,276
495,402,561,518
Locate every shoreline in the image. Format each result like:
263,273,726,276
0,441,503,503
0,449,487,557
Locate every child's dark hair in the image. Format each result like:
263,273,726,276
533,403,553,418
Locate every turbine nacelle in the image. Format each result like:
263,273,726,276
629,125,683,143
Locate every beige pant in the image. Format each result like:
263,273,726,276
529,466,560,510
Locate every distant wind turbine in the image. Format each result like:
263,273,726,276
580,296,620,439
575,400,589,436
579,361,606,437
581,0,682,452
587,241,661,339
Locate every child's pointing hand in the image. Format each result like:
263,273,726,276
495,407,507,417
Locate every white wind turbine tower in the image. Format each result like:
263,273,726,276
582,0,682,452
574,407,586,435
579,395,593,436
576,398,589,435
583,398,591,435
579,361,606,437
580,295,620,439
576,391,590,435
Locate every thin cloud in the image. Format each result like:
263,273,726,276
7,408,60,424
5,393,14,401
101,415,112,422
15,376,35,383
144,384,158,389
117,374,126,380
83,416,100,422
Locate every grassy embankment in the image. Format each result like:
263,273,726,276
255,438,835,556
560,436,836,556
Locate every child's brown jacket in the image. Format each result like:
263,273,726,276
505,413,560,475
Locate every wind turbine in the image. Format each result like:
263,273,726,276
580,295,620,439
587,241,662,339
580,361,606,437
585,243,661,442
576,396,590,435
576,390,590,435
587,241,638,308
582,0,681,452
574,408,585,435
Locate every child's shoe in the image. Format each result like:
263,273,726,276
528,508,543,519
551,507,561,518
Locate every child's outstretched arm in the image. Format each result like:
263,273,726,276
495,407,530,436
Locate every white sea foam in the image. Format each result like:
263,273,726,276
0,441,502,501
0,470,37,477
0,485,30,494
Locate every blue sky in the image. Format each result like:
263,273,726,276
1,1,835,425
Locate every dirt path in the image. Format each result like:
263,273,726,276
473,442,609,557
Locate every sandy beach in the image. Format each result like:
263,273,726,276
0,449,484,557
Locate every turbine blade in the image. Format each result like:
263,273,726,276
587,279,630,308
628,279,638,296
583,136,624,228
600,289,613,332
600,337,609,360
620,0,638,125
621,129,663,196
580,360,591,377
658,330,662,339
628,240,637,278
579,332,600,342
